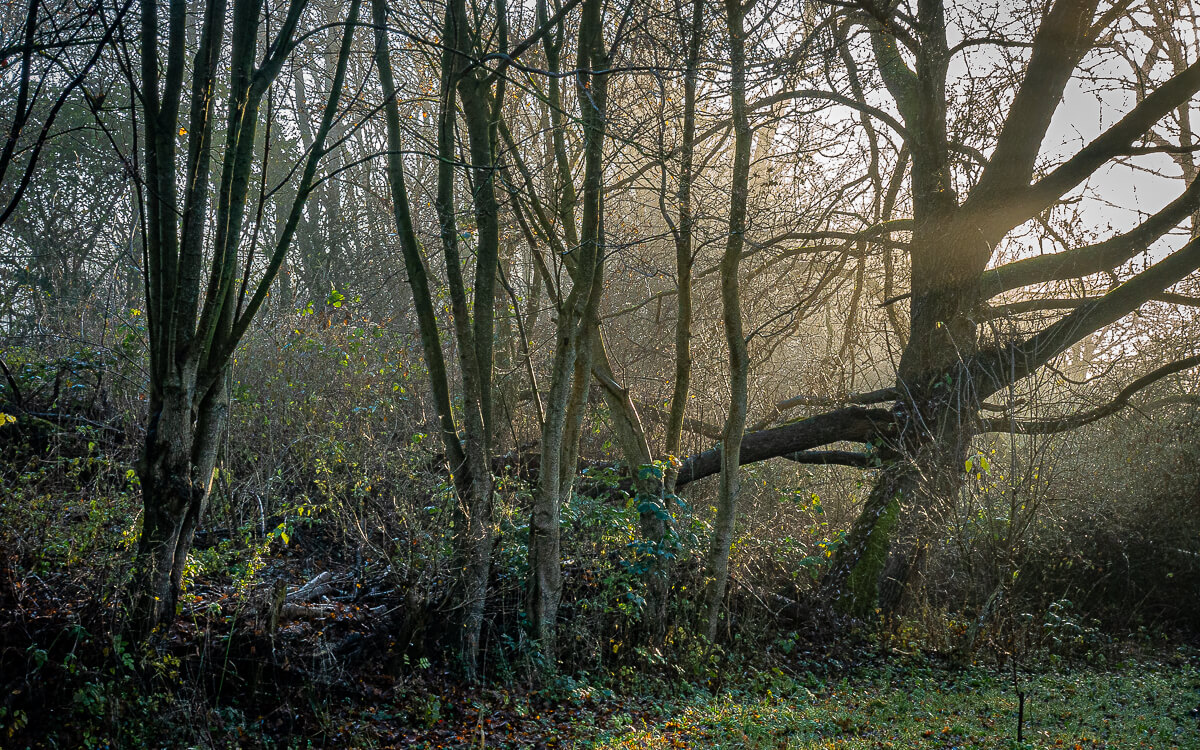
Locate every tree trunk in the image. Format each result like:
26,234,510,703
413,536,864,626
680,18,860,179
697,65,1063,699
528,299,582,662
125,0,359,641
701,0,752,642
526,0,608,669
168,371,228,598
662,0,703,497
824,410,971,619
825,321,980,618
129,369,227,634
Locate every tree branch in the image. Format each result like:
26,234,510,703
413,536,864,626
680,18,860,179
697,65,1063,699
974,57,1200,236
981,172,1200,297
984,291,1200,318
972,234,1200,399
968,0,1098,203
981,353,1200,434
747,387,897,431
779,450,873,468
675,406,892,488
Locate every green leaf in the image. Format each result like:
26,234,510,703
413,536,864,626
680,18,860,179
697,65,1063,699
637,464,664,481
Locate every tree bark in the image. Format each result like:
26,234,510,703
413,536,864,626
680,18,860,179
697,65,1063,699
527,0,608,668
128,0,358,638
663,0,703,496
130,368,227,632
702,0,752,642
429,0,503,677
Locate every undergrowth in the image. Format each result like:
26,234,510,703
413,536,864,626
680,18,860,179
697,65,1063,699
2,334,1199,748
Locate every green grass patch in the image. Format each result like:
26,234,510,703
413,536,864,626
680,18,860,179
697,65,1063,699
589,657,1200,749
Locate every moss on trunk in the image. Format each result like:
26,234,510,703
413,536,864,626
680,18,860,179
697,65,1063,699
840,495,900,619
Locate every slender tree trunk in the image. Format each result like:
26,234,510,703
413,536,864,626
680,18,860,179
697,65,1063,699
454,73,502,680
459,76,500,445
529,298,579,661
527,0,607,668
530,256,601,666
663,0,703,496
702,0,752,642
168,370,228,598
423,0,508,676
372,0,466,479
128,0,359,639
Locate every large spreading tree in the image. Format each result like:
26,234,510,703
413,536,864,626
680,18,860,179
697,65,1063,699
672,0,1200,617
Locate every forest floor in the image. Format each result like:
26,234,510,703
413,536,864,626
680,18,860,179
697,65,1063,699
2,435,1198,749
3,545,1199,748
377,656,1200,750
583,658,1200,750
6,584,1198,749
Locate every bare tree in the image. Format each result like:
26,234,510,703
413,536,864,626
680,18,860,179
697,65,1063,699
700,0,752,641
654,0,1200,619
127,0,363,634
